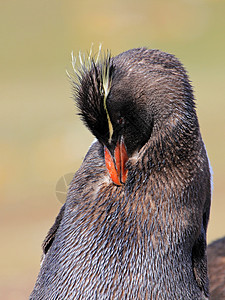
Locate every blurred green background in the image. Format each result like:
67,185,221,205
0,0,224,298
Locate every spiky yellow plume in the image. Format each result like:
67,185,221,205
101,52,113,144
69,44,113,144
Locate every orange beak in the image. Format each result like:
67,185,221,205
104,138,128,186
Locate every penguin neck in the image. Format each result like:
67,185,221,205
128,115,200,172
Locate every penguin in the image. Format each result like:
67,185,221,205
208,237,225,299
30,48,211,299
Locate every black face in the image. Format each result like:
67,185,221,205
105,83,153,156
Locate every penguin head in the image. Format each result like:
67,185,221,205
73,48,197,185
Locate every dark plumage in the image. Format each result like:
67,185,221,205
30,48,211,299
208,237,225,299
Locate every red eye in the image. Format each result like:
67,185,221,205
117,117,125,126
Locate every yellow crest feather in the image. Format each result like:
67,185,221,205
69,44,113,143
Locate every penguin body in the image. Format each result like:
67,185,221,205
30,48,211,299
208,237,225,299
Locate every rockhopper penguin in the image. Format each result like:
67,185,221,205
207,237,225,299
30,48,211,299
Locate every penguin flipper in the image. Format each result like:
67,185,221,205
192,220,209,298
42,204,66,255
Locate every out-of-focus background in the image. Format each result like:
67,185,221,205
0,0,224,298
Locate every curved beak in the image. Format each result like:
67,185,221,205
104,137,128,186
